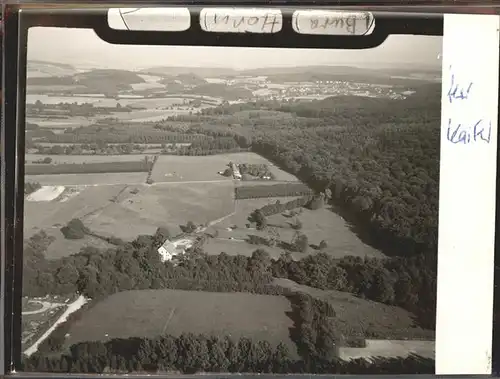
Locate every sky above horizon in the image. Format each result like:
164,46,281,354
28,27,442,71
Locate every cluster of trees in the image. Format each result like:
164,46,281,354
61,219,89,240
40,129,208,145
239,163,274,179
186,83,253,100
235,183,313,200
24,262,433,375
22,224,437,373
23,332,434,374
289,293,342,365
25,160,153,176
22,231,285,300
172,137,247,156
32,143,145,156
23,223,434,328
145,155,159,184
27,100,132,118
271,252,436,329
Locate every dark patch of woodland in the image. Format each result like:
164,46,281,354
235,183,313,199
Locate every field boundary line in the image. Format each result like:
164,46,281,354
161,308,176,335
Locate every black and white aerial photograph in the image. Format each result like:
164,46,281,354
21,24,442,375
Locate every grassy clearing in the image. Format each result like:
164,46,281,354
23,184,127,238
202,238,284,260
151,152,297,183
64,289,297,357
274,278,435,343
203,198,382,260
44,232,114,260
266,207,383,259
85,181,235,240
24,181,235,257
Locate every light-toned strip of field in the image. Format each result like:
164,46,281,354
26,186,65,202
338,339,435,361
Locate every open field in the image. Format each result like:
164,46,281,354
44,232,114,260
25,172,148,186
85,181,235,240
64,289,297,357
24,180,235,257
202,238,284,260
151,152,298,183
203,198,383,260
267,207,383,258
339,340,435,361
24,184,128,239
274,278,435,344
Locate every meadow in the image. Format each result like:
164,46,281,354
64,289,298,357
202,197,383,260
151,152,298,183
24,179,235,257
85,181,235,240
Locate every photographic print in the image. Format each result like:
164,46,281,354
21,23,441,374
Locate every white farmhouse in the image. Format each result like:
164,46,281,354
157,238,194,262
230,162,242,180
157,240,177,262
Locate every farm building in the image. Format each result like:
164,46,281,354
157,238,194,262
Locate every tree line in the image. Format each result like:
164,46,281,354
252,196,312,217
23,333,434,374
25,160,153,176
22,230,284,300
235,183,313,200
171,137,248,156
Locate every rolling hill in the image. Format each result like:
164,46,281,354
27,60,78,78
27,69,146,93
